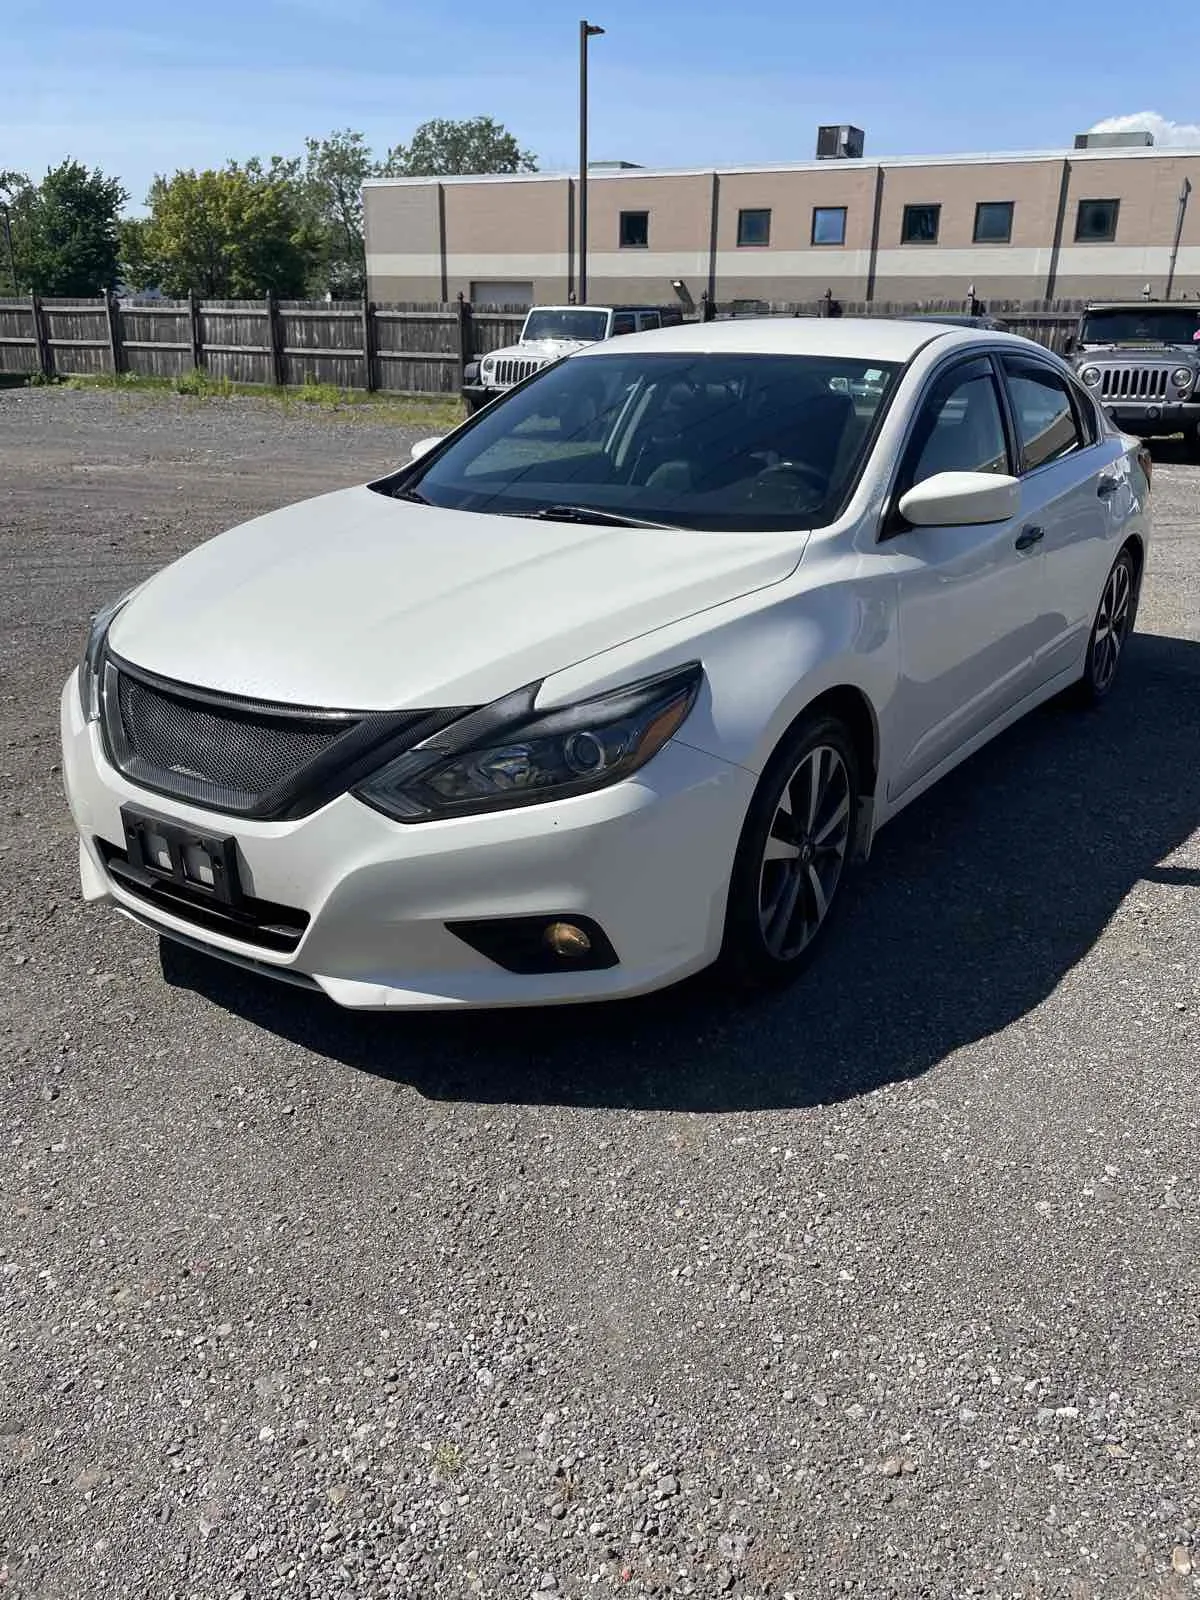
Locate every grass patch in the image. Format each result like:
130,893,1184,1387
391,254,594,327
50,369,465,429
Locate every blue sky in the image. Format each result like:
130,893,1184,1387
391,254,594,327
4,0,1197,210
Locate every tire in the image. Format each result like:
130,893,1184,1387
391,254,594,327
1075,546,1138,706
718,714,860,991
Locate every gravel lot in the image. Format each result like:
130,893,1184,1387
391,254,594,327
1,386,1198,1600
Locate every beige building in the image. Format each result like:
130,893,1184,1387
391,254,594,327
363,141,1200,308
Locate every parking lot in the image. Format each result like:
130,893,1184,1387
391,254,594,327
1,384,1197,1600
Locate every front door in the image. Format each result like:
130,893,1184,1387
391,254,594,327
884,356,1045,801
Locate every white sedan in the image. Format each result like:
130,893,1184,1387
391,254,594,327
60,319,1150,1009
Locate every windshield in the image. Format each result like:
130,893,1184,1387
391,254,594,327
1080,308,1200,346
402,350,902,532
522,308,610,343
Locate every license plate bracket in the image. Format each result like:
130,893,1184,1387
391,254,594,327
121,806,243,908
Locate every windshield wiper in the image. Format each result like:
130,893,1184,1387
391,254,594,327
392,485,430,504
524,503,682,531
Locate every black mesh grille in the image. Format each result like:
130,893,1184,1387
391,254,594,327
116,672,351,797
100,654,465,819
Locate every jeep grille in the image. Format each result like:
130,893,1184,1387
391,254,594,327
1098,367,1170,401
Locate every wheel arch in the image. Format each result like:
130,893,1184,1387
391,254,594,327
758,682,882,861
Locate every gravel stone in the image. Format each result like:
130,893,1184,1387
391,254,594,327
1,388,1199,1599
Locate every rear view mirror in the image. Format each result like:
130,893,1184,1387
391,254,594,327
899,471,1020,528
409,436,444,462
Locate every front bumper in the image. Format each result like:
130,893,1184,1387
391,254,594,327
1102,399,1198,436
461,383,505,409
61,672,756,1010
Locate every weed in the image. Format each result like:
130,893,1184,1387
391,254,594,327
432,1441,463,1479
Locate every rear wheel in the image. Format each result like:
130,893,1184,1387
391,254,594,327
719,714,859,990
1076,547,1137,705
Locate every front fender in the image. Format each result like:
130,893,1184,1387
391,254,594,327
538,573,900,783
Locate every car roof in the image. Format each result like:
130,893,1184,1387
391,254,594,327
571,315,1014,363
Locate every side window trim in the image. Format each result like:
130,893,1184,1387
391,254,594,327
998,353,1088,476
879,354,1013,540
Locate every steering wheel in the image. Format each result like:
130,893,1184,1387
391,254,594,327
749,459,830,504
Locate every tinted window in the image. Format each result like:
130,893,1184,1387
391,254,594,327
402,351,902,532
903,361,1010,491
1075,199,1119,242
974,201,1013,243
901,204,940,243
636,311,661,330
610,313,636,336
812,206,847,245
737,208,771,247
1080,306,1200,345
619,210,649,248
1002,359,1083,471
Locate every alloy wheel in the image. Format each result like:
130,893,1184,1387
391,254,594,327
757,744,852,961
1092,556,1133,693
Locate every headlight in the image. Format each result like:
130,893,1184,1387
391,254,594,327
1172,367,1193,391
79,589,138,721
481,358,495,375
1079,366,1101,387
354,663,702,822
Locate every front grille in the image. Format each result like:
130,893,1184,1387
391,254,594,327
493,357,543,387
1099,366,1170,400
99,653,470,819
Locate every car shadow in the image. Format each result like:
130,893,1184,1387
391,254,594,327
161,632,1200,1112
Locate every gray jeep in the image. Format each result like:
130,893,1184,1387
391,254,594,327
1068,301,1200,453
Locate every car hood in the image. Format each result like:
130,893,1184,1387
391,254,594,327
492,337,593,361
108,485,806,710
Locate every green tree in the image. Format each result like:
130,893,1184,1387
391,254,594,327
4,161,126,295
383,117,536,178
301,130,376,297
135,164,315,298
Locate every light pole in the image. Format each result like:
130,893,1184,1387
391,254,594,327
578,19,604,305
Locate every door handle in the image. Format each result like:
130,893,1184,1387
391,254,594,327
1096,474,1119,499
1015,525,1044,551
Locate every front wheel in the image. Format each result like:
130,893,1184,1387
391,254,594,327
1075,547,1137,705
718,714,859,991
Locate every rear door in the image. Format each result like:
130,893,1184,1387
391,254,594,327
998,354,1131,685
885,356,1045,800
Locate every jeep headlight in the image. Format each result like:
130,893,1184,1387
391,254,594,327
481,357,495,377
354,664,702,822
1171,367,1193,391
1079,366,1101,387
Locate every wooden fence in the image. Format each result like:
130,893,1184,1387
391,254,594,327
0,294,529,395
715,298,1084,354
0,293,1085,393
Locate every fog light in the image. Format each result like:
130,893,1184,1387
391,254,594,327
544,920,592,958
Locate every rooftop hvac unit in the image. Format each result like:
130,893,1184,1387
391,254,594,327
1073,130,1154,150
816,124,865,161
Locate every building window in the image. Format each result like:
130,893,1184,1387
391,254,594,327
811,206,847,246
737,208,772,247
973,201,1014,243
1075,198,1119,242
901,203,941,244
619,210,649,249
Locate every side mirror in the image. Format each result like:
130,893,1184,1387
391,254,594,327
1063,335,1076,355
409,436,444,463
898,471,1020,528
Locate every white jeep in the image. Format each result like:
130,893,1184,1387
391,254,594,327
462,304,680,411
